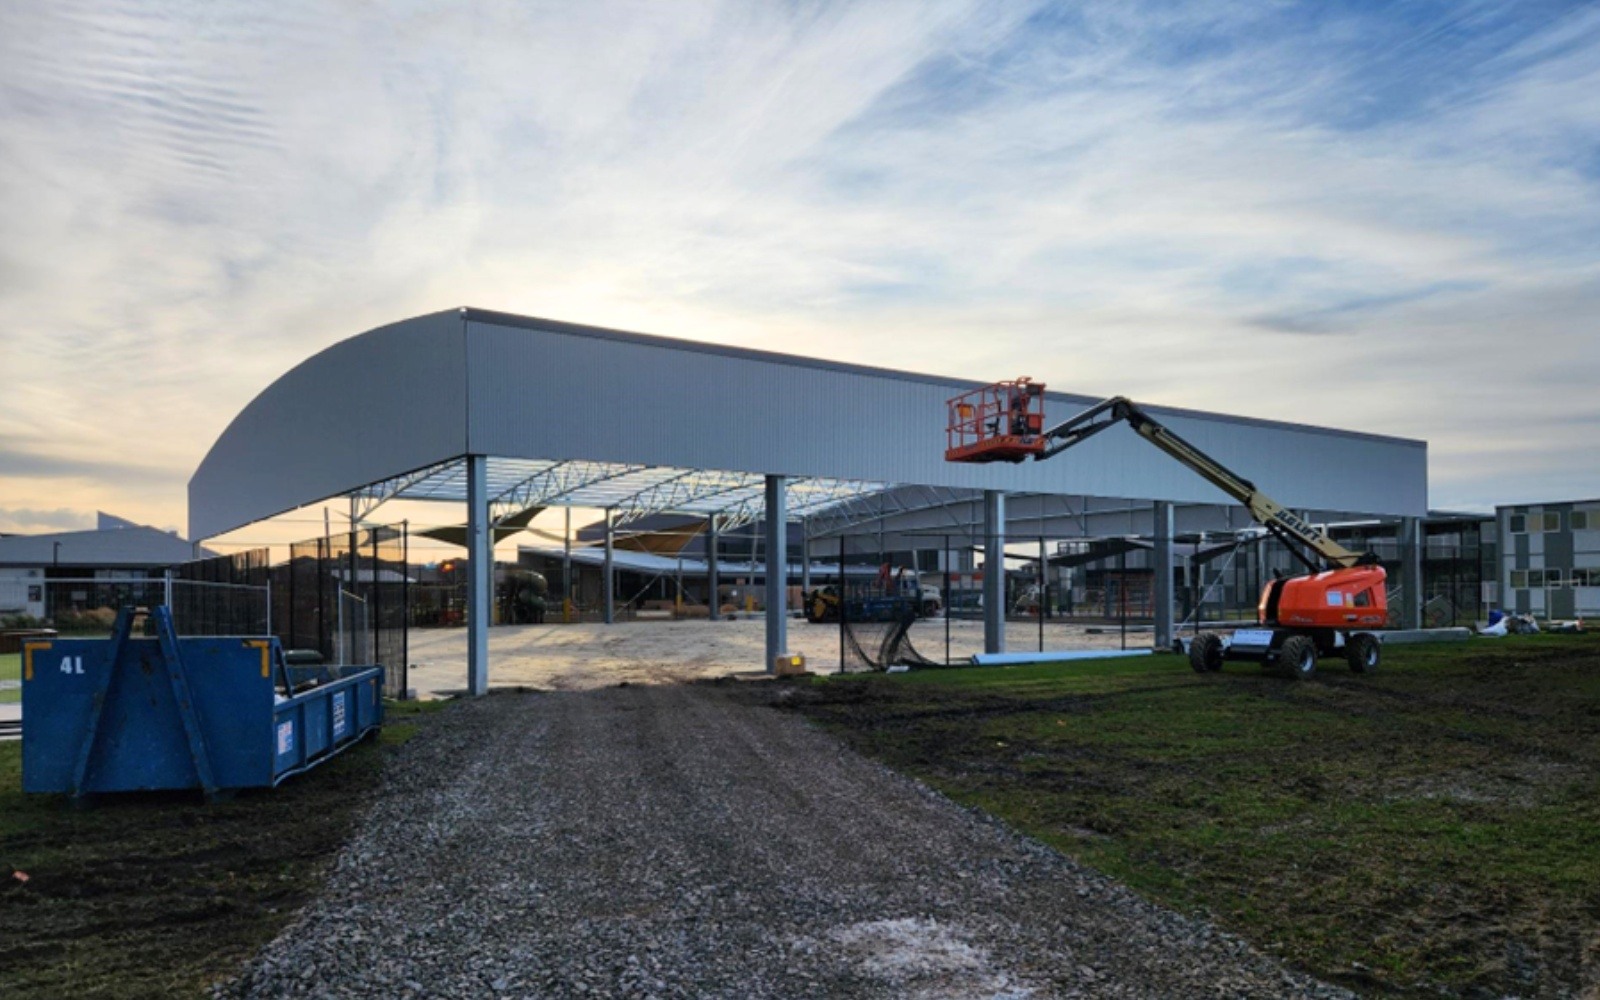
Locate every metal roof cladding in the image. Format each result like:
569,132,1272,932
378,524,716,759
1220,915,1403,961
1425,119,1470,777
188,308,1427,540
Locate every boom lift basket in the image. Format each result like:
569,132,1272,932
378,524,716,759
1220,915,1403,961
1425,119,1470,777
946,377,1047,463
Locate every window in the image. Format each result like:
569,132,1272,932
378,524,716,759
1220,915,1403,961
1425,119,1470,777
1545,569,1564,587
1509,514,1527,533
1574,568,1593,587
1528,569,1546,587
1573,511,1591,531
1510,570,1528,589
1541,512,1561,532
1352,589,1373,608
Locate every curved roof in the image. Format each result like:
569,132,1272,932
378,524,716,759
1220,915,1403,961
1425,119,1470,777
188,308,1428,539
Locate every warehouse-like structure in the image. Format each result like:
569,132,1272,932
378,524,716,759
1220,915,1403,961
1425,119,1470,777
190,308,1429,693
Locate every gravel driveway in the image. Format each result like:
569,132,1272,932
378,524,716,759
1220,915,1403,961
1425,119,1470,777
220,684,1352,999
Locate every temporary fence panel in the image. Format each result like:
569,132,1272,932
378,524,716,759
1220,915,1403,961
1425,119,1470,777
794,517,1487,673
284,524,409,699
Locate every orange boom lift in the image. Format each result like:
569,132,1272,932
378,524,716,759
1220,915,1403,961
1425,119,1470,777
945,380,1387,679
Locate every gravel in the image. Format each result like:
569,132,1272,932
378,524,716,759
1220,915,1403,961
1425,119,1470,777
217,683,1355,999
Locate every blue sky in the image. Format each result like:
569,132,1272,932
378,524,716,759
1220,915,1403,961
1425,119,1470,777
1,0,1598,537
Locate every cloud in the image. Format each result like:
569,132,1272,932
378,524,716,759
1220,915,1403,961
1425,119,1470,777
1,0,1599,530
0,507,92,534
0,443,182,486
1245,281,1491,335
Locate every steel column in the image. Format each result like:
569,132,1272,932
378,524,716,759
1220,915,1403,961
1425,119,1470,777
765,475,788,671
466,453,490,696
562,507,572,622
983,490,1005,654
707,515,720,620
1152,501,1174,651
1401,515,1423,630
801,520,812,595
603,508,615,625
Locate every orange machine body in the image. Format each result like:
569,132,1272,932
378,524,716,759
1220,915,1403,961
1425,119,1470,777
1261,565,1388,629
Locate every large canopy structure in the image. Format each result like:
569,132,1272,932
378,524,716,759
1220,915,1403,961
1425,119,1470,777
190,308,1428,692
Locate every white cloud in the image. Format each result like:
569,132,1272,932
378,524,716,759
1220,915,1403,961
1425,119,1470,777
1,0,1598,533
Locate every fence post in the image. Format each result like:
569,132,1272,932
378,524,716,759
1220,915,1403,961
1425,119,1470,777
838,534,846,674
1119,545,1128,651
1038,535,1045,652
370,527,380,670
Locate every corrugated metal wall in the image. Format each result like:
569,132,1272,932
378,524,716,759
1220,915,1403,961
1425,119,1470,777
190,311,469,539
463,315,1425,515
190,309,1428,539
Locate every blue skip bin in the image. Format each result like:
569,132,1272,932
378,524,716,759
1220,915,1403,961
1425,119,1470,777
22,606,383,798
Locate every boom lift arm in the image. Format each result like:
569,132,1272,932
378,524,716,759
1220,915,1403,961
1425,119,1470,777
944,379,1389,677
1030,396,1374,574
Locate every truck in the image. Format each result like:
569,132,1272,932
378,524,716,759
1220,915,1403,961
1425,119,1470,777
804,565,937,623
945,379,1387,679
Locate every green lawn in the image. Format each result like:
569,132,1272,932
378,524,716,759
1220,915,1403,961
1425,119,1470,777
782,636,1600,998
0,652,19,704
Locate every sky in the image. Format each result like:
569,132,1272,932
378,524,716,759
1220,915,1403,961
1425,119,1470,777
2,0,1599,544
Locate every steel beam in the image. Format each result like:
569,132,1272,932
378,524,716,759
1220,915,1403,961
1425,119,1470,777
765,475,788,671
1152,500,1174,651
562,507,572,622
351,458,465,521
1401,515,1423,630
707,515,721,621
603,509,615,625
612,469,761,525
801,520,812,595
490,460,650,523
466,454,490,696
983,490,1005,654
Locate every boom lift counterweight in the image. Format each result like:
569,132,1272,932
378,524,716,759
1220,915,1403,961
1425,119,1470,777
945,380,1388,679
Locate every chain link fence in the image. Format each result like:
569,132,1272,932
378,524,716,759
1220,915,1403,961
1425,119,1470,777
29,576,270,638
276,525,409,699
800,519,1487,671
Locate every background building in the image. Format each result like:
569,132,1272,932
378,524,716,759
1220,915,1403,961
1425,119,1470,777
0,513,204,621
1497,500,1600,619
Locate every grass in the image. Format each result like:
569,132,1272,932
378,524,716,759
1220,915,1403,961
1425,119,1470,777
0,652,18,704
779,636,1600,998
0,696,449,999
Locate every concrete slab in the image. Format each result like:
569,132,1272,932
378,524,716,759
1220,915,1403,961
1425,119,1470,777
404,618,1142,698
1378,628,1474,645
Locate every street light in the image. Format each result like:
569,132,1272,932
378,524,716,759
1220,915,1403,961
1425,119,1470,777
52,541,60,567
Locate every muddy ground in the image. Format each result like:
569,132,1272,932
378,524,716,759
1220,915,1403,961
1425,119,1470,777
7,634,1597,998
765,637,1600,998
0,705,439,999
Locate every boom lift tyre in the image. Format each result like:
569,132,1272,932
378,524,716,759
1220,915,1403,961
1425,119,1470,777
946,379,1389,679
1188,632,1224,674
1345,632,1380,673
1277,634,1318,680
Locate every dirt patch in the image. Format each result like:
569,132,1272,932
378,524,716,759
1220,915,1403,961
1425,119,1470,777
774,639,1600,999
405,618,1137,695
0,704,442,999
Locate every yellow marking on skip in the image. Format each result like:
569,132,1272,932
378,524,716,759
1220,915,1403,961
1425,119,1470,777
23,641,51,682
245,639,271,678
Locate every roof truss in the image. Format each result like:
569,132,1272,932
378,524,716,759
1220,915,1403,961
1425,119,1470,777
348,456,890,527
